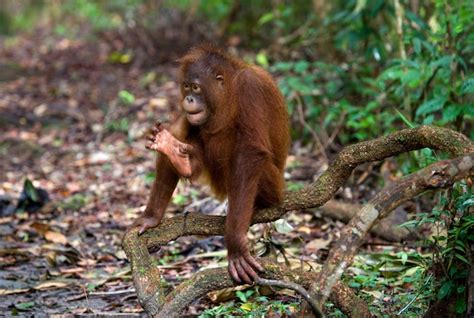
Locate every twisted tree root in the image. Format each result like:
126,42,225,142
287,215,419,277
123,125,474,317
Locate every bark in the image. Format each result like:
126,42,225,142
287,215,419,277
122,125,474,317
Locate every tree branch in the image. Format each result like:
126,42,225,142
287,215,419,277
157,259,369,318
312,153,474,306
134,125,473,250
122,125,474,317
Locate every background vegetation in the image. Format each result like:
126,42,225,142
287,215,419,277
0,0,472,316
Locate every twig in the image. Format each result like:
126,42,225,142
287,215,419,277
256,278,323,318
81,285,90,310
183,197,213,211
295,93,328,162
394,0,406,60
324,111,346,148
89,288,136,296
416,66,441,108
397,294,418,315
96,100,118,144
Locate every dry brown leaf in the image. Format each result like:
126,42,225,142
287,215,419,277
297,225,312,234
31,222,50,235
305,237,331,253
78,258,97,266
44,231,67,245
59,267,84,274
208,285,249,303
34,281,69,290
0,288,29,295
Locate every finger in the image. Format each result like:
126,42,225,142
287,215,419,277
235,259,252,284
240,258,259,281
245,254,264,272
228,261,241,283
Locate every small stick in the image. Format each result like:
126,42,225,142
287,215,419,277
256,278,324,318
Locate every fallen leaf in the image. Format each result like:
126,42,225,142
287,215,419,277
0,288,30,295
305,238,331,253
45,231,67,245
31,222,50,235
78,258,97,266
59,267,84,274
297,226,312,234
274,219,294,234
15,301,35,310
34,281,69,290
240,303,253,311
88,151,111,164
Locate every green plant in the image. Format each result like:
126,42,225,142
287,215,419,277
270,0,472,149
346,250,434,316
58,193,89,211
118,90,135,105
376,1,473,130
105,118,129,133
199,287,299,317
400,182,473,315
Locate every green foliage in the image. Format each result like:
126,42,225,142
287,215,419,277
199,287,299,317
118,90,135,105
0,1,46,35
287,181,305,192
271,0,473,145
57,193,89,211
108,52,134,64
346,250,435,316
400,182,473,315
14,301,35,311
144,171,156,184
272,59,396,143
172,193,188,206
106,118,129,133
24,179,40,203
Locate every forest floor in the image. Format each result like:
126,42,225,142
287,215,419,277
0,29,413,316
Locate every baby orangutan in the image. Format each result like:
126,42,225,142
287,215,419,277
135,45,290,284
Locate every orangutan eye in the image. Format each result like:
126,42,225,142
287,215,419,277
192,84,201,94
183,83,190,91
216,75,224,81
